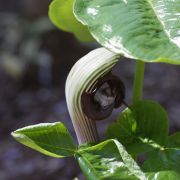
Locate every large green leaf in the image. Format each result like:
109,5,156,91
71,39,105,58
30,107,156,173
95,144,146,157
11,122,77,157
76,139,147,180
49,0,93,41
74,0,180,64
146,171,180,180
142,148,180,173
106,101,169,155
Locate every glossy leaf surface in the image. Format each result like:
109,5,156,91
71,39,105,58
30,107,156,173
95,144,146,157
76,139,147,180
74,0,180,64
11,122,76,157
106,101,169,154
49,0,93,41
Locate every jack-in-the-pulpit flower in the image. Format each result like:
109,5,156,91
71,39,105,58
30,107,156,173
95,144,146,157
65,48,123,144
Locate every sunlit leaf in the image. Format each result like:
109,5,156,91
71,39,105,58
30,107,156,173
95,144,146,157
76,139,147,180
74,0,180,64
49,0,93,41
11,122,77,157
106,101,169,155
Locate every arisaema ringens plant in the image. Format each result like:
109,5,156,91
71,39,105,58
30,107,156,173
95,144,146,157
11,0,180,179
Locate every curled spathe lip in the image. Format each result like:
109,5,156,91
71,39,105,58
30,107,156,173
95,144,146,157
81,72,125,121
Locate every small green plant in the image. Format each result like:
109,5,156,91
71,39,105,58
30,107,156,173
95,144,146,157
11,0,180,179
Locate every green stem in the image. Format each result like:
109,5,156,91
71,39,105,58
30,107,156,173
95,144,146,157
133,60,145,104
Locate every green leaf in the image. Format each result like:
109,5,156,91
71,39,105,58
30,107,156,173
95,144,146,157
167,132,180,149
142,148,180,173
49,0,93,41
76,139,147,180
106,101,169,155
146,171,180,180
11,122,77,157
74,0,180,64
